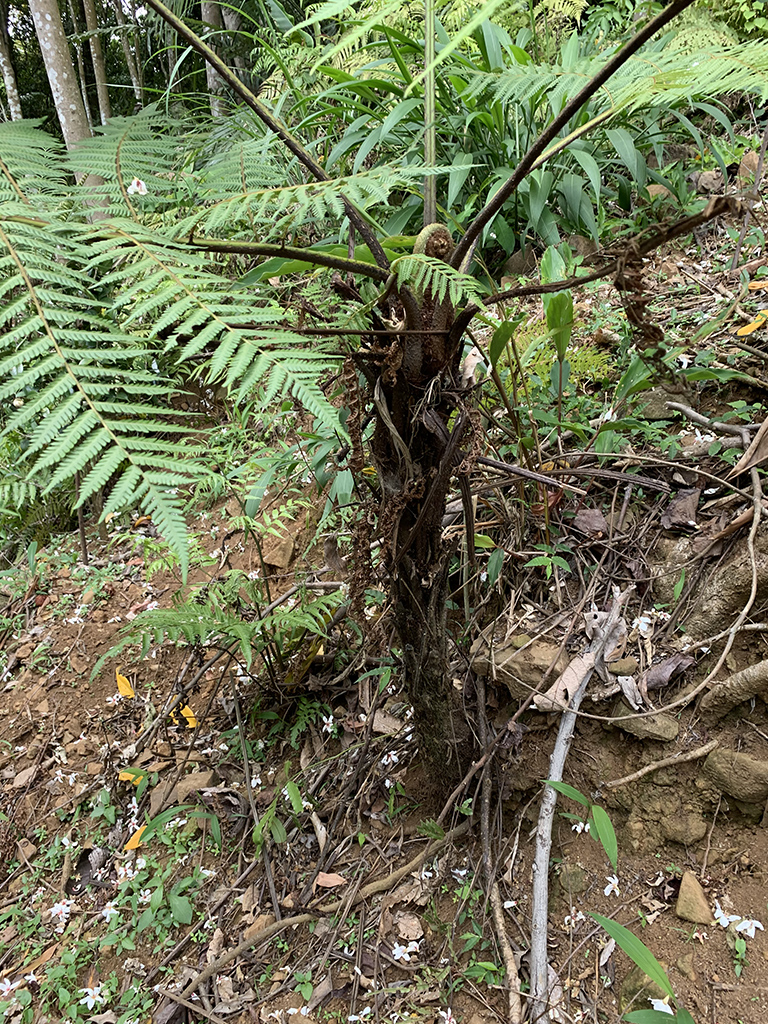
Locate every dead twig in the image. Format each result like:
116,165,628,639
179,820,471,1001
530,586,633,1024
603,739,719,789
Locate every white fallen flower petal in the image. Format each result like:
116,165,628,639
734,918,764,939
648,998,673,1015
603,875,620,897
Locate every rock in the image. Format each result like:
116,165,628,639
692,169,724,194
81,588,96,604
607,657,639,676
566,233,598,257
661,811,707,846
647,183,674,200
739,150,760,181
557,862,588,896
675,871,713,925
503,249,537,278
610,699,679,742
701,748,768,802
176,770,218,801
633,387,679,421
470,636,568,701
262,532,294,568
676,951,696,981
619,962,670,1012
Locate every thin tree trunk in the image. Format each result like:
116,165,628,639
110,0,143,106
201,1,226,117
30,0,93,150
0,23,21,119
66,0,94,131
82,0,111,123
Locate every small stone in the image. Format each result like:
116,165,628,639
607,657,639,676
557,862,588,896
676,951,696,981
675,871,713,925
738,150,760,181
662,812,707,846
81,589,96,604
647,183,673,200
701,749,768,802
262,533,294,568
610,699,679,742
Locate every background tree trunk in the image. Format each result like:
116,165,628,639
29,0,92,149
110,0,143,107
82,0,111,123
65,0,95,133
0,5,22,120
201,1,226,117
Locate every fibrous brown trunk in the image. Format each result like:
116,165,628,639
369,224,472,784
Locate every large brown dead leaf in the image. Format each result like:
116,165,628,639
661,488,701,531
533,653,596,712
729,417,768,477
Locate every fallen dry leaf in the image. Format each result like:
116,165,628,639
661,488,700,531
115,667,134,699
124,824,146,850
314,871,347,889
395,911,424,941
729,417,768,477
533,653,596,712
572,508,609,538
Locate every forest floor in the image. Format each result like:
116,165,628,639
3,184,768,1024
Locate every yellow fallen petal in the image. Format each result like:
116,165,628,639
124,825,146,850
180,705,197,729
118,770,144,786
116,667,135,699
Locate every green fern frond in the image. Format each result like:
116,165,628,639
93,585,345,675
0,209,200,575
393,254,486,306
464,38,768,122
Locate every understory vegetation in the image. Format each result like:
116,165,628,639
2,0,768,1021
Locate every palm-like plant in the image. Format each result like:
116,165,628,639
2,0,767,768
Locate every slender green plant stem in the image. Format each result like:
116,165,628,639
423,0,437,226
450,0,698,271
142,0,392,271
189,237,391,281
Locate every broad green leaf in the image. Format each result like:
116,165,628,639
169,893,193,925
270,816,288,844
544,780,591,806
487,548,504,585
473,534,495,549
624,1012,681,1022
590,913,674,999
591,804,618,870
607,127,646,185
490,319,515,369
285,780,304,815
